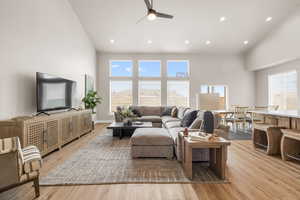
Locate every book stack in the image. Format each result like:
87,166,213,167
188,132,212,141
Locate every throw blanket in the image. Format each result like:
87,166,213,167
202,111,214,133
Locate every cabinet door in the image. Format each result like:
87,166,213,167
80,113,92,135
61,117,72,144
26,122,45,153
71,115,80,138
45,120,59,153
85,113,92,131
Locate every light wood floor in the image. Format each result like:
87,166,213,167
1,124,300,200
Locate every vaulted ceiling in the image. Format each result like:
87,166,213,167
69,0,300,54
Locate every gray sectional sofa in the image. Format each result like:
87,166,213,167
114,106,230,161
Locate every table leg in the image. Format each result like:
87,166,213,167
119,129,122,139
183,142,193,179
209,146,226,180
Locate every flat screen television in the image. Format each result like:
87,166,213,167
36,72,76,112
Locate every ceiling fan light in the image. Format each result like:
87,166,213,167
147,13,157,21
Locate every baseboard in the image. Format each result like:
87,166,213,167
94,120,113,124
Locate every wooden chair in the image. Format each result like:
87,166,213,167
0,137,42,197
268,105,279,111
225,106,249,131
281,129,300,162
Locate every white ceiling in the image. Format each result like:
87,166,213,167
69,0,300,54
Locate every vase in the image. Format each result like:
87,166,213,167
123,118,132,126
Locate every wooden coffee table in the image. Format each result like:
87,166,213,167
106,122,152,139
179,132,231,180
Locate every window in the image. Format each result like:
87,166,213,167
139,81,161,106
167,81,189,106
110,60,133,77
167,60,189,77
200,85,227,110
139,60,161,77
110,81,132,112
268,71,297,110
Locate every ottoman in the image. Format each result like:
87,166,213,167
130,128,174,159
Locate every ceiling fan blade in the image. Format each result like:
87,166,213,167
144,0,151,10
136,14,147,24
156,12,173,19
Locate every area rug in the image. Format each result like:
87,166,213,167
229,129,252,140
40,133,229,186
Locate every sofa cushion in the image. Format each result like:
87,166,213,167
161,116,180,124
161,106,174,116
137,116,162,123
177,107,188,120
135,106,162,116
183,108,192,116
131,128,173,146
165,120,182,129
171,107,178,117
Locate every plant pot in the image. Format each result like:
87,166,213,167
123,118,132,126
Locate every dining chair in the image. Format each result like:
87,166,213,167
225,106,249,131
268,105,279,111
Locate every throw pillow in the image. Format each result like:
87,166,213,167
171,107,178,118
189,117,202,129
177,107,188,119
181,110,198,127
131,108,142,117
161,106,174,116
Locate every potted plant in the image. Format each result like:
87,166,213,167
82,91,102,114
118,106,136,126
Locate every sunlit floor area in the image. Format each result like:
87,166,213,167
1,124,299,200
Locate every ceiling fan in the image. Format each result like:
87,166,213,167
137,0,174,23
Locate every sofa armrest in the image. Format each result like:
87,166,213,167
22,146,42,174
0,151,21,189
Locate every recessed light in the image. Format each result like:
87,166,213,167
219,16,227,22
244,40,249,45
185,40,190,45
266,17,272,22
206,40,211,45
147,40,152,44
110,39,115,44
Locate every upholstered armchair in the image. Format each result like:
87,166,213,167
0,137,42,197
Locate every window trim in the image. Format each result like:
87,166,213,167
166,60,190,78
138,80,162,106
138,60,162,78
167,80,190,107
109,60,133,78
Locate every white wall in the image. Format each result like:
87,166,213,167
245,8,300,71
0,0,96,120
255,59,300,106
97,53,255,121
